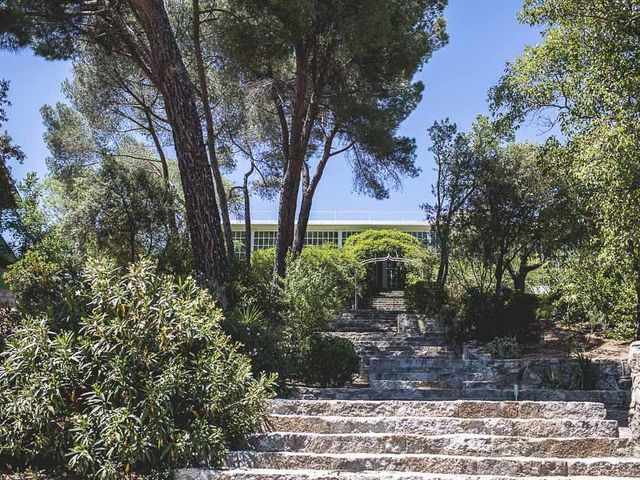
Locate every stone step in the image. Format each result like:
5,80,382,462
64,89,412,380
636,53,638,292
223,452,640,477
328,331,448,345
267,415,619,437
177,469,640,480
247,432,638,458
369,372,484,382
270,400,608,420
288,387,630,406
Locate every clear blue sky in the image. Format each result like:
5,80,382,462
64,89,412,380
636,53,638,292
0,0,544,218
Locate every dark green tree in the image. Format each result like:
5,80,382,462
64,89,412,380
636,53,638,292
491,0,640,336
423,119,478,289
212,0,448,275
1,0,230,294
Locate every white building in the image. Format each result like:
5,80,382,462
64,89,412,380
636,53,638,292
230,211,431,258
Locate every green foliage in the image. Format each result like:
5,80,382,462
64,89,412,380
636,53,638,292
223,304,289,384
4,229,82,323
449,288,538,344
0,258,274,478
228,246,360,388
283,246,361,337
492,0,640,338
571,352,595,391
485,336,518,359
405,280,448,315
0,172,49,257
298,334,360,388
344,229,436,296
545,251,636,340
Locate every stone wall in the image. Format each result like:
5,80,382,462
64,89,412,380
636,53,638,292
629,341,640,438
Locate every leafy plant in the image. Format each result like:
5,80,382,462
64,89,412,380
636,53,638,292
485,336,518,359
540,366,569,390
298,334,360,387
0,258,275,478
405,280,448,315
571,352,596,390
283,246,361,338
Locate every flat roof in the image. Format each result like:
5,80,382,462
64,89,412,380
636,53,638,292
230,219,430,229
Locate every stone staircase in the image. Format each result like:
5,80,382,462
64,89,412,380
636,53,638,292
368,290,407,311
179,292,639,478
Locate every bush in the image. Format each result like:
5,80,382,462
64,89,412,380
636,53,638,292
405,280,448,315
546,252,636,340
283,246,361,337
449,288,538,344
344,230,437,296
227,246,362,388
223,304,290,384
298,334,360,387
485,336,518,359
4,230,83,323
0,258,275,478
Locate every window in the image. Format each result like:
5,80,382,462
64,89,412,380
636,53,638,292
232,230,247,259
253,231,277,250
304,230,339,246
408,231,430,245
341,231,362,244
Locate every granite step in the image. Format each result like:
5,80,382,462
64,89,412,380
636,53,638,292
328,331,448,346
247,432,638,457
223,452,640,477
288,387,630,406
266,415,619,437
269,400,609,420
178,470,640,480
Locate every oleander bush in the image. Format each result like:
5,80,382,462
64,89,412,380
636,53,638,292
0,258,274,479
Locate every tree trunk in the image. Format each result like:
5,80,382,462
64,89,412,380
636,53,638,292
274,43,310,277
192,0,235,262
243,164,255,267
129,0,229,295
292,132,337,256
143,106,179,238
494,254,505,297
436,244,449,288
435,223,450,288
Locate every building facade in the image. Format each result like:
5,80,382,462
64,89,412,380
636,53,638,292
231,216,431,291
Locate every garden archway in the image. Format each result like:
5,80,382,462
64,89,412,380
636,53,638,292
353,254,424,309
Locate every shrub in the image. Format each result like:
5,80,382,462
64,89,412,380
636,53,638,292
0,258,274,478
223,304,290,383
485,336,518,359
298,334,360,387
546,252,636,340
4,230,83,323
449,288,538,344
405,280,448,314
283,246,361,337
344,230,436,296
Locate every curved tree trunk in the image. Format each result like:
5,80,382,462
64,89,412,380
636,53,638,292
129,0,229,297
192,0,235,262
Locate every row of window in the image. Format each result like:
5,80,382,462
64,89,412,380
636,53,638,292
232,230,431,258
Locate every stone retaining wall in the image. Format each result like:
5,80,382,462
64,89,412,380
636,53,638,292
488,357,629,391
629,341,640,438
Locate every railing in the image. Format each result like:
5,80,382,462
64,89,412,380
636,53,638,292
246,210,426,222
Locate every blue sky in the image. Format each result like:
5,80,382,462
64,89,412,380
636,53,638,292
0,0,544,218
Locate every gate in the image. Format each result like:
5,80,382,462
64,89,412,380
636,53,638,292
353,254,424,309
